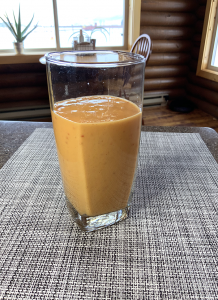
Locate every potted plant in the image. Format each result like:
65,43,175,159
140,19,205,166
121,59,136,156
0,5,38,54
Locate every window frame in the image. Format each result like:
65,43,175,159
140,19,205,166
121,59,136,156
0,0,129,53
0,0,140,65
197,0,218,82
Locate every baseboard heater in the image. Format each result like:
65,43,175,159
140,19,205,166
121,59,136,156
0,107,51,121
143,94,168,107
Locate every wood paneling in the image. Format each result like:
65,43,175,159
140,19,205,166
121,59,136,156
0,63,49,120
189,60,198,72
141,12,196,26
0,63,46,74
196,5,206,19
0,86,48,102
195,20,204,32
0,73,47,88
186,95,218,118
186,83,218,106
141,26,194,40
140,0,194,101
188,72,218,93
185,3,218,118
145,66,189,78
147,53,190,66
152,40,192,53
191,47,200,60
144,77,186,90
141,1,198,12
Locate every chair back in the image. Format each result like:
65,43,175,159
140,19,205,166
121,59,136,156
130,34,151,61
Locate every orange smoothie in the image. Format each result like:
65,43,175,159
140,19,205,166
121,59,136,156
52,95,141,217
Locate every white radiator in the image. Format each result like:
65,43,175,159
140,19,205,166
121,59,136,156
0,107,50,121
143,94,168,107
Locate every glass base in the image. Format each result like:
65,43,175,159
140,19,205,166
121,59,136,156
66,198,130,232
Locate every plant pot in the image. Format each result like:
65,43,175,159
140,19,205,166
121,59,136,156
13,42,24,54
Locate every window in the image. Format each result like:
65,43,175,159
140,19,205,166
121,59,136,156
197,0,218,81
0,0,128,53
208,1,218,70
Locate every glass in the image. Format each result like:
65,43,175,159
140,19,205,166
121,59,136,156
56,0,124,48
0,0,56,50
45,50,145,231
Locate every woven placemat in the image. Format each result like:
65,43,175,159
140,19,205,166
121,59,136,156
0,129,217,300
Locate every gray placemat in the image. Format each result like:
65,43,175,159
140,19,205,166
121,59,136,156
0,129,217,300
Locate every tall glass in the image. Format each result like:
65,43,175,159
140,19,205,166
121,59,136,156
45,51,145,232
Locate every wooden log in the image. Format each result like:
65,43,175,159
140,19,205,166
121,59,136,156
0,86,49,102
151,40,192,53
194,34,202,42
195,20,204,33
191,47,200,60
144,77,186,90
196,6,206,19
144,89,186,98
147,53,190,66
188,72,218,93
29,117,52,122
141,12,196,26
186,83,218,106
140,26,194,40
187,95,218,118
0,73,47,88
0,63,46,74
145,65,189,78
141,1,198,12
189,59,198,72
193,41,201,48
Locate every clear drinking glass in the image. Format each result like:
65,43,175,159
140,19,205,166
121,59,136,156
45,51,145,231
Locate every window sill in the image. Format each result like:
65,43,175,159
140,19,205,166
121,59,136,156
0,49,129,65
0,52,47,64
0,1,141,65
196,67,218,82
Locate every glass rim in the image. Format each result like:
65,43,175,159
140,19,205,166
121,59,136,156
44,50,146,67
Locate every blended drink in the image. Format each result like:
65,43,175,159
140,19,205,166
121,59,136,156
52,95,141,217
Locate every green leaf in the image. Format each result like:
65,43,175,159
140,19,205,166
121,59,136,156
20,24,38,42
17,4,21,42
0,17,17,40
21,15,34,36
4,15,18,40
1,6,38,42
13,11,18,32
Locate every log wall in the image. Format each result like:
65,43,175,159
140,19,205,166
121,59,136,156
0,63,50,121
141,0,198,100
185,0,218,118
1,0,217,120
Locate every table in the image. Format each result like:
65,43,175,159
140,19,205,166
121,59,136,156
0,121,218,299
1,121,218,168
